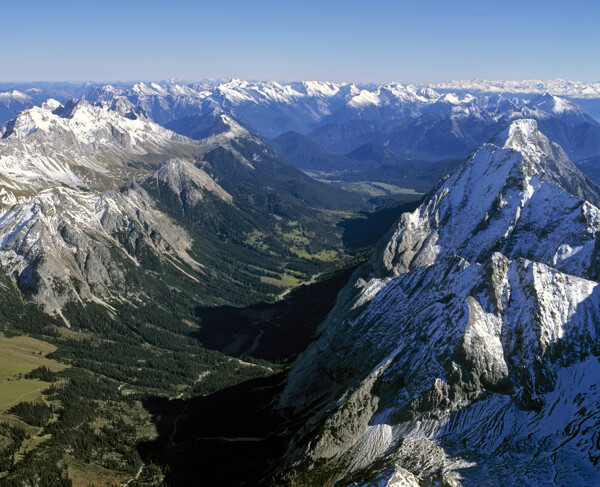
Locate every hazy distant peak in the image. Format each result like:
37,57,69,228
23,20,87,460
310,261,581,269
431,79,600,98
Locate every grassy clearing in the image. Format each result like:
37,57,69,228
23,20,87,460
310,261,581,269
244,230,269,251
0,333,69,472
282,228,311,245
290,248,312,259
314,250,338,261
370,182,424,195
0,334,66,381
0,380,48,412
0,334,67,412
65,454,130,487
290,248,338,262
56,326,88,340
340,182,386,196
340,181,425,197
260,275,302,288
302,170,335,179
14,433,51,462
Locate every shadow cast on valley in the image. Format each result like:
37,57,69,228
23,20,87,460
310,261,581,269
192,265,359,363
338,199,421,250
134,201,426,486
137,372,293,486
136,268,360,486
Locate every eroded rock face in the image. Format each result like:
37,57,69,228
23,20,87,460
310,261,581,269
0,101,215,316
277,120,600,486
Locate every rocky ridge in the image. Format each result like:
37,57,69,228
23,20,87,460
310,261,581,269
276,119,600,486
0,100,229,317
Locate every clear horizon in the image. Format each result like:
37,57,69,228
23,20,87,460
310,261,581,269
3,0,599,83
1,77,600,86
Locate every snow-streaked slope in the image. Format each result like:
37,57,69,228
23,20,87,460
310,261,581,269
79,79,600,166
0,99,202,192
369,119,600,280
83,80,445,137
84,82,218,127
0,100,231,316
195,114,261,161
0,184,202,315
154,158,233,205
1,98,187,149
277,120,600,486
0,90,37,127
0,94,362,317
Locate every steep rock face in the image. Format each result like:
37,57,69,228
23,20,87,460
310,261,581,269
0,184,201,313
0,101,215,315
193,115,364,212
0,98,189,154
83,82,213,126
153,158,232,208
83,80,443,138
277,120,600,486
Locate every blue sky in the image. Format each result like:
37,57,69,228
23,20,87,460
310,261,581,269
3,0,599,83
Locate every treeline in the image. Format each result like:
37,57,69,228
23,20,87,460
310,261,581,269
0,272,62,337
2,369,146,484
25,365,58,382
55,332,271,397
53,288,276,397
0,423,28,472
9,402,53,428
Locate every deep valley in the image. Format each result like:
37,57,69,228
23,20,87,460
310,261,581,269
0,78,599,486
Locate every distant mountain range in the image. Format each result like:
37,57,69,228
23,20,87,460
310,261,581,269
430,79,600,98
1,80,600,485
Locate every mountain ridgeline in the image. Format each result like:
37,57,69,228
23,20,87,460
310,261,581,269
0,87,382,485
0,79,600,486
272,120,600,486
77,80,600,189
0,99,367,320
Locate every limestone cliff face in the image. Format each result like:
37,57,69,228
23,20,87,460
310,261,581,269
0,100,227,315
278,120,600,486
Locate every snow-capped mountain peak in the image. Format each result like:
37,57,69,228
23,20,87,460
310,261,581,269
41,98,63,112
0,98,187,153
430,79,600,98
217,113,250,137
0,104,56,139
528,92,592,122
0,89,34,104
277,121,600,486
0,100,215,315
495,117,543,151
